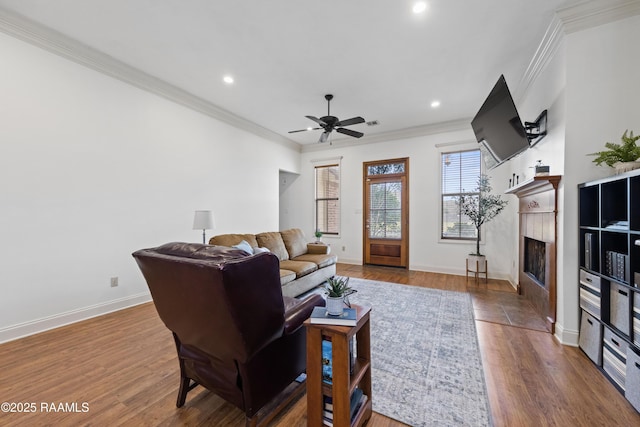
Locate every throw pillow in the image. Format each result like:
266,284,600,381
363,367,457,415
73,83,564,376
232,240,253,255
253,246,270,254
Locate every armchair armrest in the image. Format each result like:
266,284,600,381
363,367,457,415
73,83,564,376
283,293,325,335
307,243,330,254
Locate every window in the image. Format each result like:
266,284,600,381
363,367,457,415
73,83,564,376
315,164,340,235
441,149,481,240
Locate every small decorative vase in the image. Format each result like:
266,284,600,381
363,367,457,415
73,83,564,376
326,296,344,316
614,161,640,175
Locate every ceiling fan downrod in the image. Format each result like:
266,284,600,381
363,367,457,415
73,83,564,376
325,94,333,116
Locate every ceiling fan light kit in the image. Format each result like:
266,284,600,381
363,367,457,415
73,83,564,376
288,94,365,143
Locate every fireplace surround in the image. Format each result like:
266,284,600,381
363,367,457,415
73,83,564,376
506,175,561,333
525,237,546,286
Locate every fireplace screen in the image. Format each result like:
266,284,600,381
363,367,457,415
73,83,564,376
525,237,546,286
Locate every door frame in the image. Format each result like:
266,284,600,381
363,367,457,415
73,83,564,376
362,157,409,268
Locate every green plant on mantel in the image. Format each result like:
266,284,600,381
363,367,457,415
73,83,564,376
589,130,640,167
457,175,508,256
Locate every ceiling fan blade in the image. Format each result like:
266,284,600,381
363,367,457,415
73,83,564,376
336,128,364,138
288,127,322,134
319,131,330,143
306,115,327,126
336,116,365,127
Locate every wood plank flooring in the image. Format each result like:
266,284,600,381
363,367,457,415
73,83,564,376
0,263,638,426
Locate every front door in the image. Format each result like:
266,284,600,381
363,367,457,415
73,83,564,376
363,158,409,267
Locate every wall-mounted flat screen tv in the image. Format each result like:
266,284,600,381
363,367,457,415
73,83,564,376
471,75,530,170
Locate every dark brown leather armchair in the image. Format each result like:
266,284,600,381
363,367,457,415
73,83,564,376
132,242,324,426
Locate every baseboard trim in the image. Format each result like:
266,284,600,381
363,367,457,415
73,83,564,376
554,323,579,347
336,258,362,265
0,292,152,344
409,263,512,282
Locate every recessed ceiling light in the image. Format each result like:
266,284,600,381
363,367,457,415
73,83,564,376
413,2,428,14
223,75,234,84
431,100,441,108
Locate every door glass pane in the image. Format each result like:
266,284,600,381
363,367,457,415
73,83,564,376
367,162,405,176
369,181,402,239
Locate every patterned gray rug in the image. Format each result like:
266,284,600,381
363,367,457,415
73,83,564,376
346,278,493,427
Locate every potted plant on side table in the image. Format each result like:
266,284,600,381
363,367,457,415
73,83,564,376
324,276,356,315
458,174,508,274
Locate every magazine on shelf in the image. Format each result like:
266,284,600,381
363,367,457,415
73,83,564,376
321,337,356,385
322,339,332,384
310,306,357,326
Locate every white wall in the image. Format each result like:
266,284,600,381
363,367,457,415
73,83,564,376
0,31,300,342
279,170,300,231
559,14,640,344
282,129,518,280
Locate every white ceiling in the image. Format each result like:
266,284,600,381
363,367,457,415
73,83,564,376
0,0,570,146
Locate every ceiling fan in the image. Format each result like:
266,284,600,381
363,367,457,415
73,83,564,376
288,94,365,143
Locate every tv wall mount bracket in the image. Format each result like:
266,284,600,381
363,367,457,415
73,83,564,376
524,109,547,146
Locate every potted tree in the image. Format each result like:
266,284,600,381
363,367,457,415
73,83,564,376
457,174,508,273
324,276,356,315
589,130,640,174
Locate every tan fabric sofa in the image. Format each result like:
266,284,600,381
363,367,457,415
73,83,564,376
209,228,337,297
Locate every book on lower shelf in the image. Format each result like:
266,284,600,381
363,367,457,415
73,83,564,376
605,250,629,282
321,337,356,384
322,339,333,384
310,306,357,326
322,388,367,426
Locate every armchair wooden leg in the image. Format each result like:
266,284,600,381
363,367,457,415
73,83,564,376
176,376,190,407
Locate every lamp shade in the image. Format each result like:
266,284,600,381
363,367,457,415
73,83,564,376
193,210,215,230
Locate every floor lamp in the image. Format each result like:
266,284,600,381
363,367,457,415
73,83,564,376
193,210,215,244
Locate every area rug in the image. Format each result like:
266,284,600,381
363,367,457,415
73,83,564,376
346,278,493,427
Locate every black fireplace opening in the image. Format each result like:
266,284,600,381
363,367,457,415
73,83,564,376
525,237,546,286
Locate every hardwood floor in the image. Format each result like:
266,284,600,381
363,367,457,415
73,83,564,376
0,264,638,426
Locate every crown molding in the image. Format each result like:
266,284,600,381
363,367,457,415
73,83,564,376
516,15,565,101
517,0,640,102
557,0,640,34
300,118,471,153
0,7,301,152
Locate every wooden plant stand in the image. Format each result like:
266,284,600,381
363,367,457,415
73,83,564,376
466,258,488,285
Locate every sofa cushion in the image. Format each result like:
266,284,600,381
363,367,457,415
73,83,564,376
279,260,317,278
280,228,308,259
256,232,289,261
291,253,338,269
307,243,330,254
209,233,258,248
280,269,296,285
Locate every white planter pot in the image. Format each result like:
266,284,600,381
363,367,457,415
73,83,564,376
326,296,344,316
614,161,640,175
467,255,487,273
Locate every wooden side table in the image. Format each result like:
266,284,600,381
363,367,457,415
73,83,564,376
305,304,372,427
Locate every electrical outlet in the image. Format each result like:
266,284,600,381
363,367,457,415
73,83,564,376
110,277,119,287
342,246,346,251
